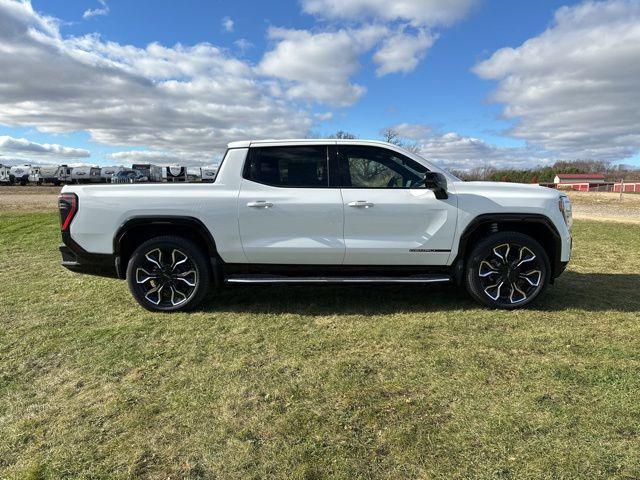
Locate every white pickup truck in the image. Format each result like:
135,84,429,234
59,139,572,311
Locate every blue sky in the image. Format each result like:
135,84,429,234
1,0,639,169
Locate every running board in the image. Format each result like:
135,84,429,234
225,274,451,284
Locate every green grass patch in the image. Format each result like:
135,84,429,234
1,213,640,479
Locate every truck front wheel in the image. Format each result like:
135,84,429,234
126,235,210,312
464,231,550,309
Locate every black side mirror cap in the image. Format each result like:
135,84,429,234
424,172,448,199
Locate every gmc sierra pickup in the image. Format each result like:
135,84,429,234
58,139,572,312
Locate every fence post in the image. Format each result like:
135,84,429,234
619,179,624,201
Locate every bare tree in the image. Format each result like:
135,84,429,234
327,130,358,139
381,128,400,145
380,127,421,154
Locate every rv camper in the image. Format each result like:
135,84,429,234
9,165,32,185
166,166,187,182
186,167,201,182
200,165,219,182
33,165,72,185
71,166,102,184
28,166,42,184
132,163,163,183
0,164,10,184
100,166,126,183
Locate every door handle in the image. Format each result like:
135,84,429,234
348,200,374,208
247,201,274,208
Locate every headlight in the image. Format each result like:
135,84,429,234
558,195,573,230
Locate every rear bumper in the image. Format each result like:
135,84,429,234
60,233,119,278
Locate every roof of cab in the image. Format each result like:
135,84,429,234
227,139,398,149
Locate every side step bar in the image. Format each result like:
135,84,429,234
225,274,451,284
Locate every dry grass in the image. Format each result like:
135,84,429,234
566,191,640,223
1,212,640,479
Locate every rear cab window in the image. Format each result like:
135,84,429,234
243,145,329,188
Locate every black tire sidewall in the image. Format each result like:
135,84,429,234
126,236,210,312
464,231,551,309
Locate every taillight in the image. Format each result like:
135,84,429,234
58,193,78,231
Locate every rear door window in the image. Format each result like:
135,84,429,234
243,146,329,188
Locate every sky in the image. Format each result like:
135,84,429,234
0,0,639,170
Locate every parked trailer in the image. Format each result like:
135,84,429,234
28,166,42,184
33,165,73,185
186,167,201,182
201,165,219,182
0,164,10,184
132,163,163,182
100,166,126,183
111,169,148,184
166,166,187,182
71,166,102,184
9,165,32,185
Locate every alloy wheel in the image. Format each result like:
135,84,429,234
135,247,198,308
477,242,544,305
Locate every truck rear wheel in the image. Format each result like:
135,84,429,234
126,235,210,312
464,231,550,309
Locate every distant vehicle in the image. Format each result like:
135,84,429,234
166,166,187,182
200,165,219,182
59,139,573,312
0,164,10,184
110,170,147,184
132,163,163,182
71,166,101,184
100,166,127,183
9,165,32,185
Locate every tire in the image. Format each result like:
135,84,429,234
126,235,210,312
464,231,550,309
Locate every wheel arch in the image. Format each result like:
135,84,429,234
452,213,562,284
114,216,222,282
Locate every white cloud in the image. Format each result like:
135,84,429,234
234,38,253,52
107,150,204,165
474,0,640,162
388,123,432,140
258,25,388,106
385,124,550,170
373,28,436,76
83,0,109,19
0,0,312,165
314,112,333,121
0,135,90,158
302,0,478,26
221,16,234,33
261,0,476,104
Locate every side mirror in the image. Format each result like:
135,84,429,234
423,172,448,199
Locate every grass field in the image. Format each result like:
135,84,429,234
1,212,640,479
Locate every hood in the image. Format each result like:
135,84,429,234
452,181,561,200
